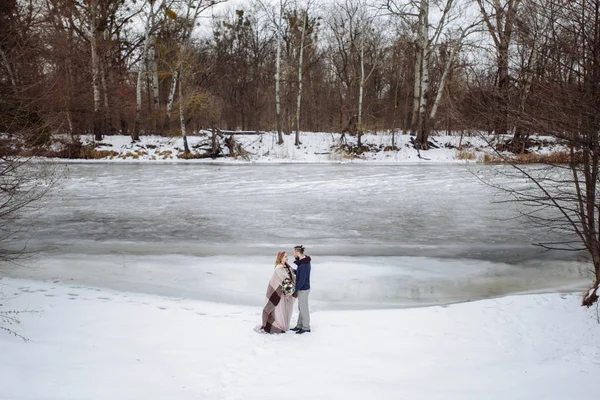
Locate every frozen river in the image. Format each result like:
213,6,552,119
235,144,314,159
3,163,590,309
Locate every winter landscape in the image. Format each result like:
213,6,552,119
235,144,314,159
2,161,600,399
3,0,600,399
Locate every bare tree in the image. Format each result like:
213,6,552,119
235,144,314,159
327,0,365,140
275,0,287,143
480,0,600,307
0,0,61,340
163,0,226,152
476,0,522,140
88,0,104,141
133,0,168,142
259,0,290,144
356,7,387,147
294,5,309,146
385,0,459,149
0,158,57,263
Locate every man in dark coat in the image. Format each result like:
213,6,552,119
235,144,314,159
291,245,311,334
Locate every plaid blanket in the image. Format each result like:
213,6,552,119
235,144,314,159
257,264,296,334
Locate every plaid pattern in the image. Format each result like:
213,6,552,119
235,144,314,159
258,264,295,334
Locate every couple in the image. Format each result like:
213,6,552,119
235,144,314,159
255,245,312,335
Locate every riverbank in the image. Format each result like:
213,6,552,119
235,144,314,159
43,132,566,163
1,277,598,399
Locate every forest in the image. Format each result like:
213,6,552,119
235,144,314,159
1,0,598,154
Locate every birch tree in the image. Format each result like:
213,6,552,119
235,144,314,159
260,0,288,144
356,10,386,147
427,19,480,134
328,0,364,137
71,0,138,140
162,0,226,152
294,7,308,146
275,1,286,144
427,34,460,130
259,0,289,144
88,0,104,141
149,40,160,127
386,0,460,149
134,0,167,142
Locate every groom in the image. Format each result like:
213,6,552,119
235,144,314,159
291,245,311,334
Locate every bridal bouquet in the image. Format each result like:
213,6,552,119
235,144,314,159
280,278,295,296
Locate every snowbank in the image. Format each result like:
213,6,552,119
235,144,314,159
1,277,599,399
45,132,566,164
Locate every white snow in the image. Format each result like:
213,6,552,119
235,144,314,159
48,132,566,164
1,277,599,399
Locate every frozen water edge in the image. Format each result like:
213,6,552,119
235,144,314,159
1,277,599,400
3,253,592,311
7,163,589,309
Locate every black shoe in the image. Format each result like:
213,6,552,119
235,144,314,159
290,327,301,332
295,329,311,334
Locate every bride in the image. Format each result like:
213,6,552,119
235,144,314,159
255,251,297,333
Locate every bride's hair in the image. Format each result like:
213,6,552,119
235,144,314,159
275,251,286,266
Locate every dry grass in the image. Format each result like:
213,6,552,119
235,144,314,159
78,147,119,159
457,150,476,160
483,151,577,164
177,151,215,159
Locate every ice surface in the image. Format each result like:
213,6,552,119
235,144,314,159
4,164,589,308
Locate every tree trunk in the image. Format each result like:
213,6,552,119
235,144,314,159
410,39,422,132
150,42,160,133
89,3,103,141
178,70,190,154
134,6,155,142
415,48,429,148
295,12,307,147
358,39,365,148
164,67,179,132
133,60,144,141
165,0,204,134
65,29,74,136
476,0,521,137
415,0,430,149
428,39,459,129
497,43,509,136
100,57,111,134
0,48,18,91
211,126,218,156
275,1,283,144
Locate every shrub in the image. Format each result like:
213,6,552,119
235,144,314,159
457,150,476,160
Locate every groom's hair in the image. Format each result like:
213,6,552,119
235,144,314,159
294,245,305,254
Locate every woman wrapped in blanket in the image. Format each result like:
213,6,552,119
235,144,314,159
255,251,297,334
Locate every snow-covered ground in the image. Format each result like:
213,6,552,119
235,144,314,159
60,132,566,163
1,277,599,400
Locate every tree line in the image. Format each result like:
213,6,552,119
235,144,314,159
2,0,596,152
